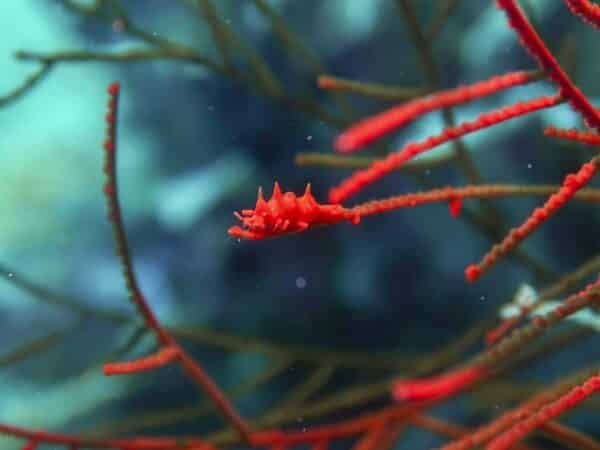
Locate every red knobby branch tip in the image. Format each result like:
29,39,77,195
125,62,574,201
103,346,179,376
465,265,482,283
107,81,120,96
448,197,463,218
564,0,600,29
329,95,561,203
21,440,38,450
545,126,600,145
333,70,537,153
392,366,484,402
316,75,339,90
465,159,598,282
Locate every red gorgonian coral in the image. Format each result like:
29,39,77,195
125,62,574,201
4,1,600,450
229,1,600,448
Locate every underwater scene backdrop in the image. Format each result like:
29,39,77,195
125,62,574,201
2,1,600,449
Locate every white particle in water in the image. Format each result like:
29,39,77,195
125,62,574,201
296,276,307,289
112,19,125,32
306,135,313,141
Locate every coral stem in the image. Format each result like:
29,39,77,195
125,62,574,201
466,157,599,282
334,70,541,153
563,0,600,29
103,346,179,375
102,83,253,443
329,95,562,203
545,126,600,145
486,372,600,450
496,0,600,131
392,367,484,402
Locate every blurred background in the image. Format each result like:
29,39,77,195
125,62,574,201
2,1,600,448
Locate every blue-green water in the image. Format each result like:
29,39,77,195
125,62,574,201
1,1,600,449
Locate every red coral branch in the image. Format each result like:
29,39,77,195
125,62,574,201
103,82,169,342
102,82,253,443
392,367,485,402
349,185,519,218
328,95,562,203
230,182,600,240
563,0,600,29
0,423,213,450
250,401,430,448
485,308,531,346
486,372,600,450
103,346,179,375
439,373,584,450
403,277,600,450
21,440,38,450
333,70,541,153
465,157,598,282
459,0,600,283
496,0,600,131
545,126,600,145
